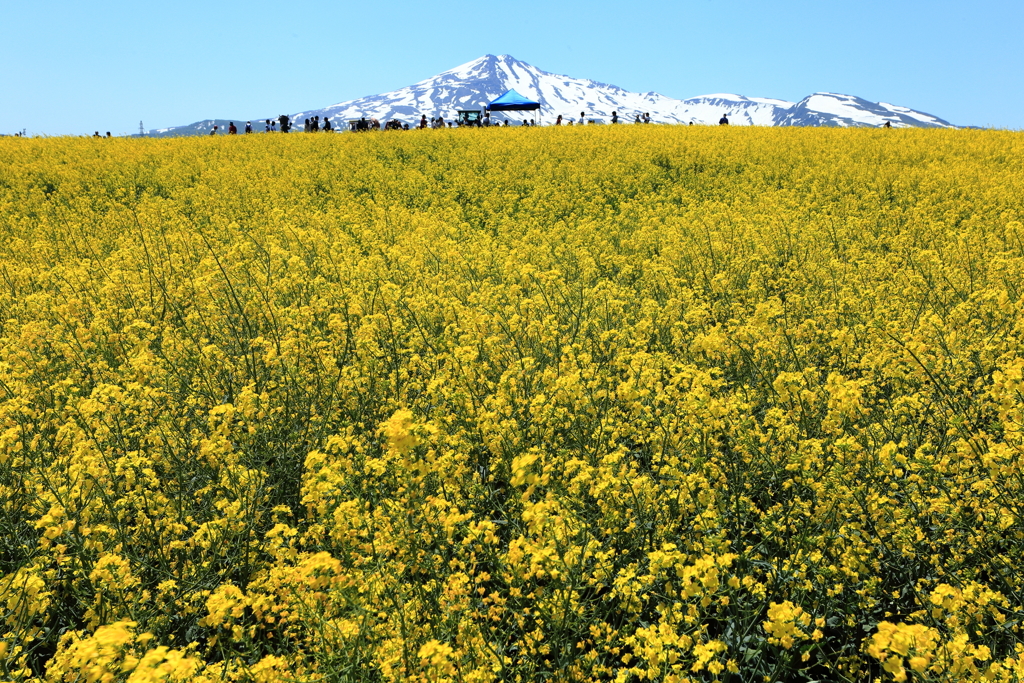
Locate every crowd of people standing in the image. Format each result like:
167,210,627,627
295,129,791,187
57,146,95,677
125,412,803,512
205,110,747,135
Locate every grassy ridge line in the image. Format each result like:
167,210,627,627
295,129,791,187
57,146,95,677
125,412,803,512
0,128,1023,681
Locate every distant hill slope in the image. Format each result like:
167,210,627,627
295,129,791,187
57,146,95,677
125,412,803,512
148,54,957,136
149,119,255,137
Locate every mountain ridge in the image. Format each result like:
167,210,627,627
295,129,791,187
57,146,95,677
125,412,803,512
148,54,956,135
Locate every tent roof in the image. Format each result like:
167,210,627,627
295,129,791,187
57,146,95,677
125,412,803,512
487,89,541,111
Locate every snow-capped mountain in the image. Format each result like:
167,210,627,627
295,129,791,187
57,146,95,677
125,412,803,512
148,54,956,135
774,93,953,128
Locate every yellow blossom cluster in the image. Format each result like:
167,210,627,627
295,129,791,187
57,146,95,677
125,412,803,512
0,125,1023,681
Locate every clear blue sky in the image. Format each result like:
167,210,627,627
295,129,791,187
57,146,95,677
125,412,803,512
2,0,1021,135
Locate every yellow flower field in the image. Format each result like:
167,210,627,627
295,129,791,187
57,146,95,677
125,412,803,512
1,125,1023,682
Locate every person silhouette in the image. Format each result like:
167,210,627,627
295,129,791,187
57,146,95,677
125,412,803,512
719,113,729,125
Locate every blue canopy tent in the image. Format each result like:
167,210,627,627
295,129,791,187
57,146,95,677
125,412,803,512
486,89,541,123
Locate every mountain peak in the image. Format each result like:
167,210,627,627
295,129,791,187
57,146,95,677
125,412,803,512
780,92,954,128
148,56,959,135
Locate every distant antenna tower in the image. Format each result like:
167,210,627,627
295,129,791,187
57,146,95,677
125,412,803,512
139,121,145,136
